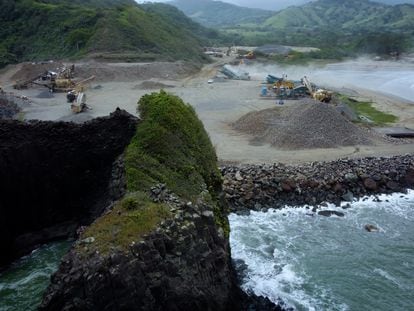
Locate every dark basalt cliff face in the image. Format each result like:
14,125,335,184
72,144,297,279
40,187,234,310
39,187,281,311
0,109,138,267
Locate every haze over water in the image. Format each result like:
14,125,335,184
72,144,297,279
244,59,414,102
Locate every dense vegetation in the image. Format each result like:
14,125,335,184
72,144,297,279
0,0,220,67
126,91,223,201
126,91,228,234
82,92,228,253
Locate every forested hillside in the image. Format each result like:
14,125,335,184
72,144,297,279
0,0,218,67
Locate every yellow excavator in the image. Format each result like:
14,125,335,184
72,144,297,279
302,76,332,103
66,76,95,113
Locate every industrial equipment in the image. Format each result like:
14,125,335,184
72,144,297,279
302,76,332,103
220,65,250,80
13,64,76,92
66,75,95,113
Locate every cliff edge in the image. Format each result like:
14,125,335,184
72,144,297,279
39,92,280,310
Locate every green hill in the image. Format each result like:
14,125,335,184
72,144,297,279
215,0,414,55
0,0,218,68
170,0,273,27
263,0,414,32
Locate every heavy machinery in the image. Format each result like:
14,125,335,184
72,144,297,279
260,74,305,99
220,65,250,80
66,76,95,113
245,51,255,59
302,76,332,103
237,51,256,60
14,64,76,92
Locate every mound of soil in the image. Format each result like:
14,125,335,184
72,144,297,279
75,61,199,82
233,100,381,149
132,81,175,90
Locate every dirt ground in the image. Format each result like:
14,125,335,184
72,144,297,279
1,58,413,164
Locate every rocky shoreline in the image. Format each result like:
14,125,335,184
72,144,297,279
221,155,414,213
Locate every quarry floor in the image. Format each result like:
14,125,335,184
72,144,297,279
1,58,413,164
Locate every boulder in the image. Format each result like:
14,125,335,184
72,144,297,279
318,210,345,217
363,178,378,191
364,224,379,232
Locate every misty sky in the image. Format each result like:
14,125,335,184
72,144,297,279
136,0,414,11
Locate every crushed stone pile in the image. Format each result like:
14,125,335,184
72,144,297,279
233,100,381,149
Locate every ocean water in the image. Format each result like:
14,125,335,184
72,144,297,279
230,190,414,311
0,241,71,311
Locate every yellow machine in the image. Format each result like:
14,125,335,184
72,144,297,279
274,79,295,89
302,76,332,103
67,76,95,113
14,64,76,92
245,51,255,59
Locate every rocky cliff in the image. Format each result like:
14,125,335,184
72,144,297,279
0,109,138,267
39,186,240,310
38,92,282,310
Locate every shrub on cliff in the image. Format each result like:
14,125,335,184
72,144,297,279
126,90,222,199
126,91,229,234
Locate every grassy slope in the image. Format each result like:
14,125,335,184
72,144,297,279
338,95,398,125
81,92,228,254
0,0,215,67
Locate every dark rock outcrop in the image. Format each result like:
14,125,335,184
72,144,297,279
365,224,379,232
0,109,138,267
222,155,414,212
39,185,283,311
318,210,345,217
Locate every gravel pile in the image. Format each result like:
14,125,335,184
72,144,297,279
233,100,380,149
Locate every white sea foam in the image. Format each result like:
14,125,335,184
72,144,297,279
373,268,405,289
230,190,414,310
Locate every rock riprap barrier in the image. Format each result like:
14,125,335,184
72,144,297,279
222,155,414,212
